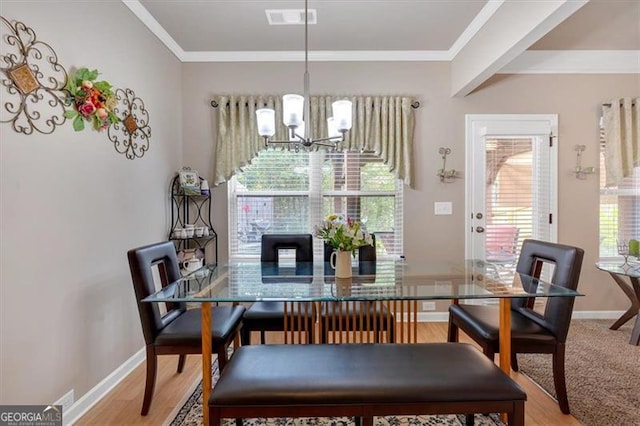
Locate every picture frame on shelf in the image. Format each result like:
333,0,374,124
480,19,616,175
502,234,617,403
178,167,200,195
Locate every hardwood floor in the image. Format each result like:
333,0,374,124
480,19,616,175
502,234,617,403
76,322,581,425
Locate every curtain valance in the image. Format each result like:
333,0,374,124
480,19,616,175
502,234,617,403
212,95,416,188
603,97,640,186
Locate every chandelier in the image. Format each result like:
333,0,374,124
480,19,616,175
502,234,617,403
255,0,353,148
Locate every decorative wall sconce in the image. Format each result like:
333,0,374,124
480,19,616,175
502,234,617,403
573,145,596,179
0,16,68,135
107,88,151,160
437,147,459,182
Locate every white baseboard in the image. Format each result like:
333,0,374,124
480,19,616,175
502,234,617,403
64,347,145,425
572,310,625,320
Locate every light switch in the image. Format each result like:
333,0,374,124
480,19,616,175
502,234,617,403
434,201,453,215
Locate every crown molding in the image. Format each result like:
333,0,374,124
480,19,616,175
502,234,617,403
181,50,451,63
122,0,186,61
499,50,640,74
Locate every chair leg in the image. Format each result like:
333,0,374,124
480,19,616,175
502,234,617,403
389,316,396,343
553,343,570,414
177,354,186,373
217,344,229,372
260,331,266,344
511,353,519,372
482,346,495,361
240,326,251,346
141,346,157,416
447,318,459,342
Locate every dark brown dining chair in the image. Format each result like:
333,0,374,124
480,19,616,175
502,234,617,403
320,235,396,343
240,234,315,345
447,239,584,414
127,241,245,415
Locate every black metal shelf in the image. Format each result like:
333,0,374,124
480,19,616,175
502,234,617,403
169,175,218,265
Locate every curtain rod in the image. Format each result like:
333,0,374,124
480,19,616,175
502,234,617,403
210,100,421,109
602,102,636,107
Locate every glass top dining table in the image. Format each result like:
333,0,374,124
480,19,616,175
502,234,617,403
143,259,582,425
144,259,580,303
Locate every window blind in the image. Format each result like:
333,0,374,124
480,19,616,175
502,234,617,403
484,137,553,281
599,128,640,258
228,149,403,259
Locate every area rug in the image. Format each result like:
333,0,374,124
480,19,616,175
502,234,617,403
518,319,640,426
168,361,504,426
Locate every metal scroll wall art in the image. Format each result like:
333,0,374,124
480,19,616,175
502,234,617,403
0,16,68,135
107,88,151,160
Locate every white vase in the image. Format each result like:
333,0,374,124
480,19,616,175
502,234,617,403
330,250,352,278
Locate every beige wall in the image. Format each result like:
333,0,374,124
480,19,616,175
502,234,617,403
0,2,182,405
182,61,639,313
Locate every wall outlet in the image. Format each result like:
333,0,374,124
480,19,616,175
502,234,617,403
422,301,436,311
55,389,74,412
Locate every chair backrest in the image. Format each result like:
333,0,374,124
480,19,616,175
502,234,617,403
127,241,185,345
513,239,584,343
261,234,313,263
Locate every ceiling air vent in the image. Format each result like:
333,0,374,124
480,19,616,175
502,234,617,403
265,9,317,25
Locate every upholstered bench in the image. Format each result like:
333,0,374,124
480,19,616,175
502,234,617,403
208,343,526,426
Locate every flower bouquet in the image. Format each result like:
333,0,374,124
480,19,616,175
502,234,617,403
64,68,119,131
313,214,373,255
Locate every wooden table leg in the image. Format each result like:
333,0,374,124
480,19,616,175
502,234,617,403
201,302,212,426
499,299,511,424
499,298,512,375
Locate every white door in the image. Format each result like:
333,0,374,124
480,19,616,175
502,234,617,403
465,115,558,272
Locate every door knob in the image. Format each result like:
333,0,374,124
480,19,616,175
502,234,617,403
476,226,485,233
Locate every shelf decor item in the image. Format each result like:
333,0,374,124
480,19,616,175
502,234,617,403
178,167,200,195
1,16,68,135
64,67,119,132
107,87,151,160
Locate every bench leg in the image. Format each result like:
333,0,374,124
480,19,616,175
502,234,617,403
235,419,243,426
354,416,361,426
465,414,474,425
509,401,525,426
208,408,222,426
362,416,373,426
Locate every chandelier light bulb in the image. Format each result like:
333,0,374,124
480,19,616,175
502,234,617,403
327,117,340,139
256,108,276,137
291,121,305,141
282,94,304,128
332,100,352,132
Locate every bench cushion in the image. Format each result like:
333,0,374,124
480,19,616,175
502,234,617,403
210,343,526,406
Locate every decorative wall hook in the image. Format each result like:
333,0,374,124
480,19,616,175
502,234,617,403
437,147,459,182
573,145,595,179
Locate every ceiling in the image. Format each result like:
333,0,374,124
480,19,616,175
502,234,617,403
139,0,489,52
136,0,639,54
129,0,639,95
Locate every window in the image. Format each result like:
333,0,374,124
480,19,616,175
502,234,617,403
599,132,640,258
228,149,403,259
